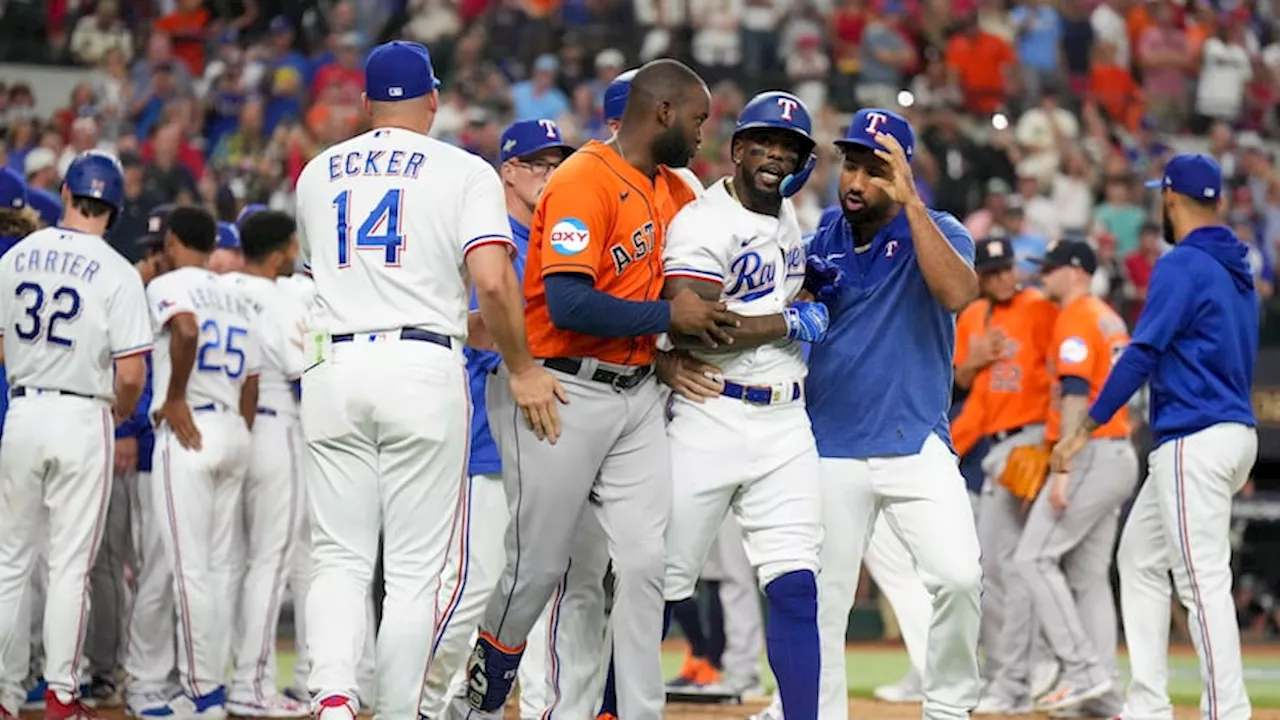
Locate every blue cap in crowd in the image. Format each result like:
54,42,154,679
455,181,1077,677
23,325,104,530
365,41,440,102
603,69,638,122
1145,153,1222,201
27,188,63,227
500,119,575,163
836,108,916,160
0,168,27,210
217,221,242,250
237,203,267,229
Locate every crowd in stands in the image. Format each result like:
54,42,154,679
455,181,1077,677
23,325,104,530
0,0,1278,335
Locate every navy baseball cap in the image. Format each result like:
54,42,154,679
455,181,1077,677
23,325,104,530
974,237,1015,273
1035,239,1097,275
364,41,440,102
836,108,916,160
237,203,267,229
217,221,242,250
138,204,174,249
1145,153,1222,201
500,119,574,163
0,167,27,210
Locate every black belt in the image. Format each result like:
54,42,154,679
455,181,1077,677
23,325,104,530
11,386,95,400
991,425,1028,443
331,327,451,349
542,357,652,391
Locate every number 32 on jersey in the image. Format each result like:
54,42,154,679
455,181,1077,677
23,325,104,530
333,188,406,267
14,282,81,347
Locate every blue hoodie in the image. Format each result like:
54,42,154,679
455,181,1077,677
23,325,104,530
1089,225,1258,447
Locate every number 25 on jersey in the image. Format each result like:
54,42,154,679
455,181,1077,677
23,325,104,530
197,320,248,379
334,188,405,267
14,282,81,347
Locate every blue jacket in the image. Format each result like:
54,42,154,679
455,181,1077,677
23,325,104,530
1090,225,1258,447
0,233,25,443
115,355,155,473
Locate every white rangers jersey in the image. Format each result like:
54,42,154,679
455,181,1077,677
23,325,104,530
278,272,318,330
148,267,261,415
0,228,153,401
224,272,307,415
663,178,809,384
294,127,513,340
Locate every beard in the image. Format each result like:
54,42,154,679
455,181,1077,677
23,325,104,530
735,164,783,213
1162,203,1177,245
652,125,694,168
842,193,892,235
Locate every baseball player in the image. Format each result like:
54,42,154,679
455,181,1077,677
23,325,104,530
417,118,586,720
944,237,1060,713
223,209,310,718
657,90,828,720
803,109,982,720
292,41,563,720
1053,154,1260,720
0,150,152,719
210,222,245,274
462,59,737,720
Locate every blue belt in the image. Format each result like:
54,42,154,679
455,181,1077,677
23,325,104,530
720,381,802,406
10,386,95,400
257,407,276,417
191,403,236,413
331,327,451,349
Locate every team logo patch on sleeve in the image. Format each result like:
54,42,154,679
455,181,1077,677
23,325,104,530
550,218,590,256
1059,336,1089,364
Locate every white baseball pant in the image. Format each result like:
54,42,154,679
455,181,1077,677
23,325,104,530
818,434,983,720
124,470,177,703
863,514,931,678
0,396,114,713
229,411,304,706
1117,423,1257,720
301,338,469,718
710,515,764,690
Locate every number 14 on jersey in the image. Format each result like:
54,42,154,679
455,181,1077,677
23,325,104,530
334,188,406,267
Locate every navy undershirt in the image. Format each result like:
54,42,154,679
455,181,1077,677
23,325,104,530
544,273,671,338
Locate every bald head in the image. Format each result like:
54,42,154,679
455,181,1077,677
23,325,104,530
618,59,710,169
621,59,708,123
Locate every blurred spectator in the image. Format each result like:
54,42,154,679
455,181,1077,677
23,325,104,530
93,47,132,139
312,33,366,100
109,151,161,261
857,4,916,110
56,117,111,178
1050,148,1095,234
742,0,782,82
1237,218,1276,304
1095,174,1146,256
1014,90,1079,185
921,102,983,218
212,99,269,181
786,33,831,112
1088,41,1142,130
52,82,101,140
1193,22,1254,131
907,51,963,110
1123,222,1165,323
1016,172,1057,241
141,122,198,204
1010,0,1064,103
690,0,743,84
511,55,571,121
945,12,1017,116
462,106,503,166
70,0,134,66
1091,231,1126,307
131,32,194,94
1089,0,1129,69
1138,1,1192,133
128,60,181,139
154,0,211,77
24,147,58,192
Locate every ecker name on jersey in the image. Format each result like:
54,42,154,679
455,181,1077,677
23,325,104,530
0,228,152,400
663,178,807,384
294,127,512,339
225,272,308,413
148,267,261,415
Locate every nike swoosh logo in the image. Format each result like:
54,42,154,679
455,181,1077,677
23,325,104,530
620,191,630,201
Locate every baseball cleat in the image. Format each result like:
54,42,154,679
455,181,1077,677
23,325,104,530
314,694,359,720
464,633,524,712
872,669,923,703
746,694,784,720
0,705,14,719
227,694,309,717
1035,680,1113,713
44,689,100,720
282,687,311,704
973,693,1033,715
1030,660,1062,700
162,686,230,719
23,678,48,711
83,675,122,708
125,690,182,718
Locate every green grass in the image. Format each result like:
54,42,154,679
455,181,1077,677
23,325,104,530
273,646,1280,708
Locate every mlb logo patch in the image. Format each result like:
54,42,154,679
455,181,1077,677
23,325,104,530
389,87,404,97
90,178,105,197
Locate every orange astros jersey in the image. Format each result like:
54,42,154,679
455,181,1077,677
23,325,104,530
1045,294,1131,442
950,288,1058,456
523,140,699,365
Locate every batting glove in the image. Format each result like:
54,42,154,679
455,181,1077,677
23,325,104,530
803,254,844,304
784,301,830,343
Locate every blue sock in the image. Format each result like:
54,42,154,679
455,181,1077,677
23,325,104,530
765,570,820,720
599,602,675,716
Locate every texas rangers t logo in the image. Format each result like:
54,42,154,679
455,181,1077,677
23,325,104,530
776,97,798,121
864,112,889,135
538,119,559,139
885,240,899,257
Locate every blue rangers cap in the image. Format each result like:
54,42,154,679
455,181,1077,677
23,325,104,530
217,221,242,250
0,167,27,210
603,68,638,122
364,41,440,102
1145,153,1222,201
27,187,63,227
836,108,916,160
236,203,267,229
499,119,574,163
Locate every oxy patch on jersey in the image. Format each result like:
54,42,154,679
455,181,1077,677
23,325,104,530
550,217,590,256
1059,336,1089,364
724,250,777,302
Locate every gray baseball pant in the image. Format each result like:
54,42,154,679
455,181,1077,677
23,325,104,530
1012,438,1137,695
85,471,133,683
480,360,670,720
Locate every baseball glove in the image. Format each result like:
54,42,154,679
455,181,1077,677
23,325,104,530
998,443,1051,506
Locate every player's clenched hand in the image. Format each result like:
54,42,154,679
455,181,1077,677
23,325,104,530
669,288,742,349
159,398,203,451
656,350,724,403
1048,471,1071,514
114,436,138,477
510,365,568,444
1049,428,1088,473
968,328,1008,369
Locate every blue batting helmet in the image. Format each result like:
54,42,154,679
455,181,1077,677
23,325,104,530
603,68,638,122
63,150,125,213
733,91,817,198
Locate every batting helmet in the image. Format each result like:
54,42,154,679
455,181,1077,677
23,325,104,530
733,91,816,198
603,68,638,123
63,150,125,214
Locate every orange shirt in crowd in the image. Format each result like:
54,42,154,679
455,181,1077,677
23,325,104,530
1045,295,1131,442
950,289,1058,457
154,7,210,76
1088,62,1143,129
944,30,1016,115
523,141,699,366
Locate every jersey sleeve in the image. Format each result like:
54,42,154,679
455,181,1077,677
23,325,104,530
109,268,154,358
953,301,984,368
949,385,986,458
1052,310,1097,382
146,272,196,331
931,209,975,267
537,161,614,279
458,163,516,258
277,289,308,381
663,201,729,285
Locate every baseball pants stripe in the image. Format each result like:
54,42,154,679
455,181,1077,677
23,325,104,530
1175,440,1217,716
